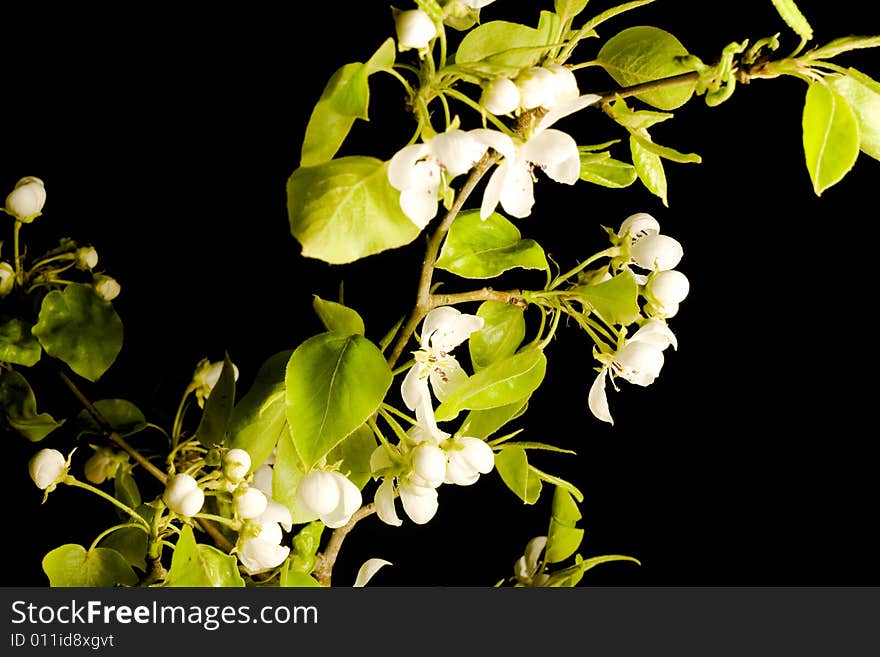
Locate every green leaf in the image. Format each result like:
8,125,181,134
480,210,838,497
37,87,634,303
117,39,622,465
300,39,395,167
288,156,421,264
0,370,64,441
497,441,576,455
165,525,245,587
312,295,365,335
805,36,880,61
546,553,641,586
469,301,526,371
802,82,860,196
435,348,546,422
31,283,123,382
579,154,638,188
770,0,813,42
630,134,668,205
76,399,146,438
629,130,702,164
495,447,541,504
436,210,548,279
555,0,589,22
597,26,696,110
98,526,149,573
286,332,391,469
114,468,141,510
459,400,528,440
455,11,558,69
273,426,317,523
42,544,138,587
545,486,584,564
228,350,292,470
829,70,880,162
530,465,584,503
607,100,673,130
573,271,640,326
287,520,325,576
0,318,41,366
326,423,377,489
196,354,236,448
280,569,322,587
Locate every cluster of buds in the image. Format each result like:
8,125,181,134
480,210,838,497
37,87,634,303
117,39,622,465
482,64,580,115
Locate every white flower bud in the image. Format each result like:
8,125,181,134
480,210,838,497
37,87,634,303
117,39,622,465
618,212,660,239
235,486,268,520
481,78,520,115
648,270,690,306
5,176,46,221
320,472,362,529
515,67,557,110
29,449,67,490
615,341,665,387
399,480,439,525
236,521,290,574
296,470,341,517
445,437,494,486
462,0,495,7
545,64,579,107
630,318,677,351
223,448,251,482
396,9,437,51
252,464,274,495
260,499,293,532
163,473,205,516
0,262,14,297
630,234,683,271
192,358,240,407
646,301,679,319
411,443,447,489
75,246,99,271
93,274,121,301
84,447,120,484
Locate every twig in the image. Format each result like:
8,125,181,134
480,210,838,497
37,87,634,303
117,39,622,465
313,503,377,587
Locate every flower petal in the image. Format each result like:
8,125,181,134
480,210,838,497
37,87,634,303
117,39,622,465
399,482,440,524
238,538,290,574
422,306,484,353
469,128,516,160
499,161,535,218
535,94,601,133
522,129,578,168
353,558,393,587
259,499,293,532
430,130,488,178
401,365,426,412
375,478,402,527
388,143,430,190
429,358,469,403
588,368,614,425
321,472,363,529
399,185,438,229
457,437,495,474
480,163,506,219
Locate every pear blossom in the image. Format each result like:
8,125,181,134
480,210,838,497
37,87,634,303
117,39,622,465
29,449,67,491
191,358,241,408
5,176,46,221
444,436,495,486
84,447,122,484
400,306,483,433
514,536,550,587
515,67,558,110
236,517,290,574
223,448,252,483
296,470,361,529
647,270,690,307
163,473,205,516
617,212,660,239
388,129,489,228
477,94,601,219
395,9,437,51
75,246,99,270
93,274,121,301
481,78,520,115
587,321,677,425
0,262,14,297
630,234,683,271
235,486,269,520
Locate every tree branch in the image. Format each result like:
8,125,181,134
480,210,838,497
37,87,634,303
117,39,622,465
313,503,377,586
431,288,526,308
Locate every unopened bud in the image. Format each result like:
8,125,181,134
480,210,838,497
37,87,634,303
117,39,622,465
630,234,683,271
5,177,46,222
84,447,120,484
163,473,205,516
93,274,121,301
515,67,557,110
396,9,437,51
29,449,67,490
235,486,268,520
481,78,520,115
223,448,251,482
0,262,14,297
75,246,99,271
648,270,690,306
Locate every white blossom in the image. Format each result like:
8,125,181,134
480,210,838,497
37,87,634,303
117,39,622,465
29,449,67,491
398,479,440,525
236,521,290,574
477,94,601,219
618,212,660,239
93,274,121,302
0,262,15,297
5,176,46,221
75,246,98,271
630,234,684,271
296,470,361,529
461,0,496,7
388,129,488,228
481,78,520,115
395,9,437,51
514,67,558,110
648,270,690,307
163,473,205,517
235,486,268,520
410,443,448,489
191,358,241,408
444,436,495,486
223,448,251,483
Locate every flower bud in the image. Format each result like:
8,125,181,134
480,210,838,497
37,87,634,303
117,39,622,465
618,212,660,239
0,262,14,297
93,274,121,301
545,64,579,106
411,443,447,489
615,341,664,387
84,447,120,484
237,521,290,574
630,234,683,271
5,176,46,221
235,486,268,520
163,473,205,516
321,472,362,529
445,437,494,485
648,270,690,306
515,67,557,110
645,301,679,319
481,78,520,115
192,358,240,407
296,470,341,517
29,449,67,490
223,448,251,482
75,246,99,271
396,9,437,51
399,480,439,525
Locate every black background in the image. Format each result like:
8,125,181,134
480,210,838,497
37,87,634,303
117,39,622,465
2,0,878,587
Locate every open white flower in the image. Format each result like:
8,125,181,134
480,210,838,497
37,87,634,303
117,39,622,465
388,130,489,228
587,322,677,425
29,449,67,491
296,470,361,529
163,473,205,516
477,94,601,219
400,306,484,433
